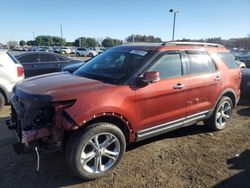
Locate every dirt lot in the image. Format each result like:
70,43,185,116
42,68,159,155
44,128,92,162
0,99,250,188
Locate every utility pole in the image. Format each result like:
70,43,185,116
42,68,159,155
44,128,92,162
169,9,179,41
32,32,35,46
60,24,63,39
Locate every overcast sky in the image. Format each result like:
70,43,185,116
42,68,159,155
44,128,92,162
0,0,250,43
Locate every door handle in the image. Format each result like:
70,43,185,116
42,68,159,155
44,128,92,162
215,76,221,81
173,83,185,89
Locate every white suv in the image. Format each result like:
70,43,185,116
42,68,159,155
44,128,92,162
60,47,71,54
75,47,97,57
0,51,24,109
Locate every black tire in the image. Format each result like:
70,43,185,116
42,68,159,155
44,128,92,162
0,92,5,111
89,53,93,57
76,53,80,57
66,123,126,180
204,96,233,131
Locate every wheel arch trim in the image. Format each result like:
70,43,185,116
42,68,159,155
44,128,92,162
77,112,135,142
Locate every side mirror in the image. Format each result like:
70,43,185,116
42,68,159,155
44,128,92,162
143,71,160,83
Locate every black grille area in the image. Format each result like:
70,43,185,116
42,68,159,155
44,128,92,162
10,93,54,132
11,104,22,142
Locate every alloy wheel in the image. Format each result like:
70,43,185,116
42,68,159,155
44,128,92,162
216,101,232,128
80,133,120,174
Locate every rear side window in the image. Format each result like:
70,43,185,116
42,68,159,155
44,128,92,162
148,53,182,79
56,55,68,61
186,51,216,75
40,54,57,62
18,54,39,63
217,52,238,69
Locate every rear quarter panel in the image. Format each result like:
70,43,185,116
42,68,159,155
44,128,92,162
210,51,241,101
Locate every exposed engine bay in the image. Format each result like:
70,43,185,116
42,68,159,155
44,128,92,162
6,87,77,154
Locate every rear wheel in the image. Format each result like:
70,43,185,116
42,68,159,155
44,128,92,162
0,92,5,111
66,123,126,180
76,53,80,57
204,96,233,131
89,53,93,57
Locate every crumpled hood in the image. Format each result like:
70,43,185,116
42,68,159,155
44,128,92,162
15,72,114,101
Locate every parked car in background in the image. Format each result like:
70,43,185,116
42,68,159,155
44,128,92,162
8,42,241,180
75,47,97,57
60,47,71,54
12,47,28,51
0,50,24,110
95,47,107,54
237,54,250,68
53,47,61,53
15,52,84,77
31,46,53,52
240,68,250,96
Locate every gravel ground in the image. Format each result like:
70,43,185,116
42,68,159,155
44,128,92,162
0,99,250,188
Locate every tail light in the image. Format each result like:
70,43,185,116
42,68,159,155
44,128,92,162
17,67,24,77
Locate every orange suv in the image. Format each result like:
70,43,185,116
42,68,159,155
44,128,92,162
7,42,241,180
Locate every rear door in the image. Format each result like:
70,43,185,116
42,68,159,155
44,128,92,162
17,53,39,77
54,54,71,69
185,51,222,116
135,52,188,135
38,53,61,74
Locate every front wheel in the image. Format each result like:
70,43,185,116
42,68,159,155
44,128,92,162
204,96,233,131
66,123,126,180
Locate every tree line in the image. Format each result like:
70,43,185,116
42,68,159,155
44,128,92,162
16,34,163,48
176,37,250,50
9,33,250,50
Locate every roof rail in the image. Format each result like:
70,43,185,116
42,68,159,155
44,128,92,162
122,42,162,46
162,42,225,48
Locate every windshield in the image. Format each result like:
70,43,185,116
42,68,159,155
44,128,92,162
74,49,153,84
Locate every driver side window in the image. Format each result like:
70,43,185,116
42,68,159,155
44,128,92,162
148,53,183,80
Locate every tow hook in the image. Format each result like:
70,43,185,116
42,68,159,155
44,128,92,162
34,146,40,173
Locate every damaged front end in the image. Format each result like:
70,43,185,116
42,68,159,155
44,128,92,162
6,88,78,154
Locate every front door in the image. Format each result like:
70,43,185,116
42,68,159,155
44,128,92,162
135,52,188,135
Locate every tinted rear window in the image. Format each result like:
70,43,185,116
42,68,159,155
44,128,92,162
217,52,238,69
40,54,57,62
56,55,69,61
18,54,39,63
